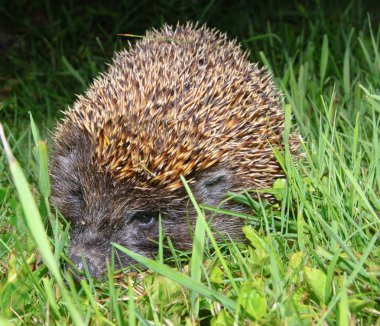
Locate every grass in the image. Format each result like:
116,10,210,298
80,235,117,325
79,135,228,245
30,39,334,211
1,0,379,324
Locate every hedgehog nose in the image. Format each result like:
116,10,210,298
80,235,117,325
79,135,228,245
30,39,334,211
67,254,100,279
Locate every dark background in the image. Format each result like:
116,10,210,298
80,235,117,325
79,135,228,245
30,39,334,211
0,0,379,128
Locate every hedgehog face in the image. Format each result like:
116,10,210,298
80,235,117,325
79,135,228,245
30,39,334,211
51,129,244,277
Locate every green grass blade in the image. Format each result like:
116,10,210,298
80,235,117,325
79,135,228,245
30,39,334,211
343,29,353,98
181,175,206,318
338,275,349,326
61,56,87,88
0,124,84,325
112,243,237,311
320,34,329,88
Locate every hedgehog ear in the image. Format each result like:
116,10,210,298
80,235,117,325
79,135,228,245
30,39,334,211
193,168,231,206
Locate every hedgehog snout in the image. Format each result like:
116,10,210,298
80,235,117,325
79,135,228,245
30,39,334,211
67,253,103,280
66,226,111,278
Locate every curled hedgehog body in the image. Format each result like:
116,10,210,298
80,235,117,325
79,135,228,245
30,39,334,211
51,23,299,277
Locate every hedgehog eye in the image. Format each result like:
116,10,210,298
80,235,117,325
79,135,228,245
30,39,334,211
204,175,226,188
194,168,231,206
72,186,83,201
132,211,158,226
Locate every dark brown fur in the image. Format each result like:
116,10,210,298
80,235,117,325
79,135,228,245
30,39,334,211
51,23,298,277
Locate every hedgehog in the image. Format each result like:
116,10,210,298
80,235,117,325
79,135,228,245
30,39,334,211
50,23,299,278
